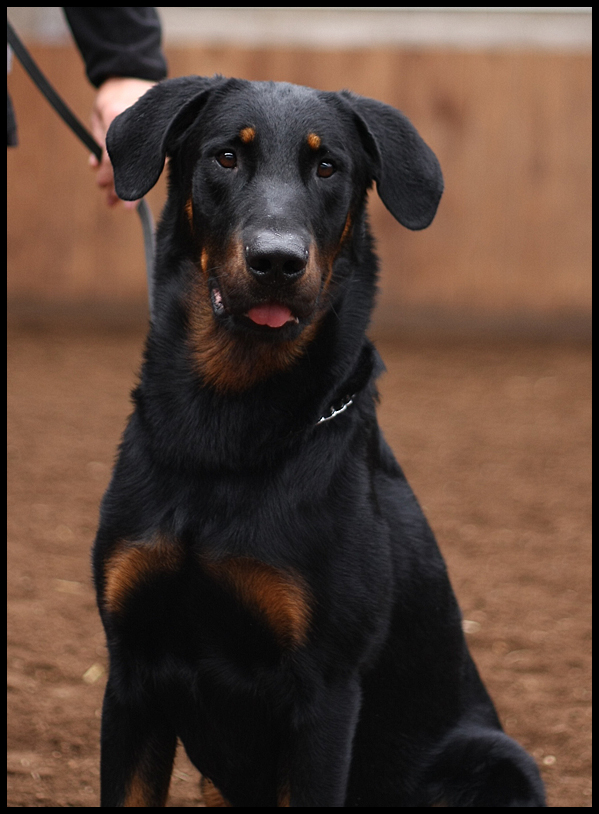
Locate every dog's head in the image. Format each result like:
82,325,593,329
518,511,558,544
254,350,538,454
107,76,442,391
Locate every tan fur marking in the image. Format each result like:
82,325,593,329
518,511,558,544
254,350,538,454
278,785,291,807
303,212,352,310
104,537,183,614
339,212,353,248
239,126,256,143
200,247,209,274
307,132,321,150
123,772,163,806
204,557,311,647
187,239,322,393
201,776,231,807
321,212,352,296
123,751,174,808
123,773,149,806
185,197,193,227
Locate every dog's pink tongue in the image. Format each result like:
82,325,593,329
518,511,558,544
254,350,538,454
247,303,293,328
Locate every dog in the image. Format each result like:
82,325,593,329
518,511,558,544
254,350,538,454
93,75,546,806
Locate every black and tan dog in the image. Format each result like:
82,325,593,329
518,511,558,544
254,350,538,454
94,76,546,806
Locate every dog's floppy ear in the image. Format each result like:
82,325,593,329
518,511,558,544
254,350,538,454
106,75,227,200
340,91,443,230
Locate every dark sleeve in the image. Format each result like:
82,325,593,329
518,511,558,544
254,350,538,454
63,7,168,88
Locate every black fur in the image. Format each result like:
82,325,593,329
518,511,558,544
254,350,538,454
93,76,546,807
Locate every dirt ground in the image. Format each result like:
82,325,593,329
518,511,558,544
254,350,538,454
7,322,591,807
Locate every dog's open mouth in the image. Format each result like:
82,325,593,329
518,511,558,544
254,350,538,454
245,303,298,328
211,286,300,331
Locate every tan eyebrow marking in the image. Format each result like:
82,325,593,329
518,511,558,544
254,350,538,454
239,126,256,143
307,132,321,150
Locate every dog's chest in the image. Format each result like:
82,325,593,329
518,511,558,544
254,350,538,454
103,538,313,663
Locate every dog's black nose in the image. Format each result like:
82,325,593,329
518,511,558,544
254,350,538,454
245,231,309,284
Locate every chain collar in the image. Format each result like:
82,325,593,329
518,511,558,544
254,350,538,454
313,341,379,428
316,393,356,425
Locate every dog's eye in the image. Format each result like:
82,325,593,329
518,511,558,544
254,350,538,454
216,151,237,169
317,160,336,179
317,160,335,178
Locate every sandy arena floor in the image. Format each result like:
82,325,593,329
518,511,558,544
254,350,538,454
7,324,591,806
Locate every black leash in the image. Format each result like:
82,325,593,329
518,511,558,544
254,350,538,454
7,19,155,315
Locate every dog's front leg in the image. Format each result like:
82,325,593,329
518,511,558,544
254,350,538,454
100,679,177,807
287,676,361,807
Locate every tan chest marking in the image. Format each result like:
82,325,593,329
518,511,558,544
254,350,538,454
103,537,183,614
204,556,311,647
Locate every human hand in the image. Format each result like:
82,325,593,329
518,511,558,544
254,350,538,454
89,77,156,208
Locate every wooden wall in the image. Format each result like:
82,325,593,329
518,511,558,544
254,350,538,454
7,44,591,336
